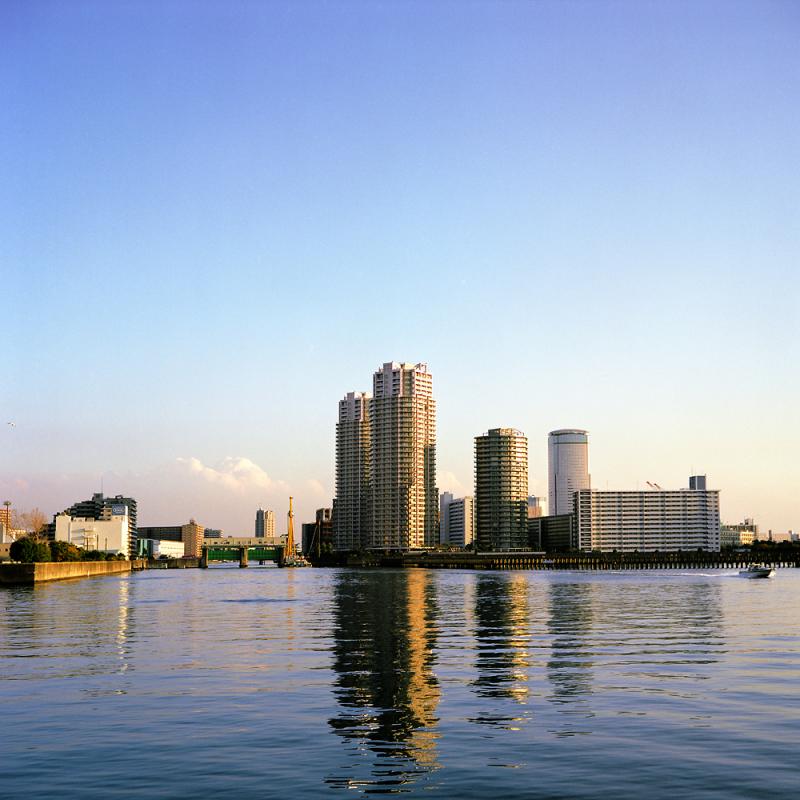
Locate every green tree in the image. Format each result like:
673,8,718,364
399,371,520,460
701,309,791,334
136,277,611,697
10,536,51,563
49,541,81,562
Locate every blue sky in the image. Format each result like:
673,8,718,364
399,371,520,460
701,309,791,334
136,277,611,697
2,1,798,534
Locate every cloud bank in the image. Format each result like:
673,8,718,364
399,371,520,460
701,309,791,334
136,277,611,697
176,456,287,494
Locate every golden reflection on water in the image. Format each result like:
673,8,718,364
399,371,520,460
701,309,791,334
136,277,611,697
327,569,440,789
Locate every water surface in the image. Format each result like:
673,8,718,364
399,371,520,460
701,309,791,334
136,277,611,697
1,567,798,798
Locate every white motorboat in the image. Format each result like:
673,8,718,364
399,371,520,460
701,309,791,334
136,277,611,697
739,564,775,579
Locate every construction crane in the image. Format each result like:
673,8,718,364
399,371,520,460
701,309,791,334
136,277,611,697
283,496,310,567
285,496,295,558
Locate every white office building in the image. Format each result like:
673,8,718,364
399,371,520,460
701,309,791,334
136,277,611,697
334,390,371,551
575,478,720,552
54,506,130,558
548,429,591,517
369,362,437,550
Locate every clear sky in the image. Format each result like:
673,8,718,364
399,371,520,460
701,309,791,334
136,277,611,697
2,1,798,535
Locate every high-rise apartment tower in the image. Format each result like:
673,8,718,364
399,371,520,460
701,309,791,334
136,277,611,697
255,508,275,539
475,428,529,551
369,362,437,550
548,429,590,516
334,391,371,551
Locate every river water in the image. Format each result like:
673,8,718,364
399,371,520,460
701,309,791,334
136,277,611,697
1,567,798,798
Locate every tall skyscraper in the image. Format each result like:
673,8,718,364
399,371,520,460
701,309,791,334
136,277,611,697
475,428,529,551
548,429,590,516
255,508,275,539
369,362,437,550
334,391,371,551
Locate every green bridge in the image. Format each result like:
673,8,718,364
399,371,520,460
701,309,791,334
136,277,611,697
201,541,286,568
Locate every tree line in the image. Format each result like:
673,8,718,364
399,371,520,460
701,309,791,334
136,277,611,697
9,535,127,563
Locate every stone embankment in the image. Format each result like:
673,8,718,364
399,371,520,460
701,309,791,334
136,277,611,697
0,559,147,586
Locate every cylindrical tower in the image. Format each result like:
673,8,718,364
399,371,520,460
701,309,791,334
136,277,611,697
474,428,528,551
548,429,590,517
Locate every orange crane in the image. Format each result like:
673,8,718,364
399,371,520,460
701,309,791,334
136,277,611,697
285,496,295,558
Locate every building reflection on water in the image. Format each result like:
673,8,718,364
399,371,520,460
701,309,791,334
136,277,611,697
0,575,136,690
472,573,531,704
545,576,725,736
545,580,597,735
327,569,440,790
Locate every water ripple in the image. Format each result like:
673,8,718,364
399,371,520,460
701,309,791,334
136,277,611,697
1,568,799,797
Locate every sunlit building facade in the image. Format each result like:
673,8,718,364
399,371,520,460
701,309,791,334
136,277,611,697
575,478,720,552
334,391,371,551
369,362,437,550
54,506,130,557
720,518,758,548
55,493,138,557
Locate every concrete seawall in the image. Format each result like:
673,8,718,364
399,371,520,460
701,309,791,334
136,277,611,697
0,560,142,586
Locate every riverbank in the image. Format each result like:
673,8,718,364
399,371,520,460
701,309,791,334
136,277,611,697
0,559,146,586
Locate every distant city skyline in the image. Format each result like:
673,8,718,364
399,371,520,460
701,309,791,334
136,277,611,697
3,3,798,533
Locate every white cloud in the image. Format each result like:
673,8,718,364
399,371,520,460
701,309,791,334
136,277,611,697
305,478,329,498
176,456,287,494
438,470,468,496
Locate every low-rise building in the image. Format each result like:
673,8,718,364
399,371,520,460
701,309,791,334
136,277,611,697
138,538,185,559
527,513,575,552
0,525,26,544
302,508,333,555
138,519,205,558
720,519,758,548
